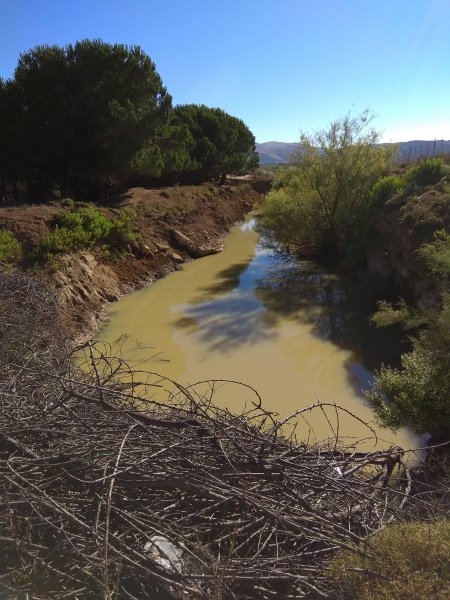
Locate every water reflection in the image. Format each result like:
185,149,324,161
253,252,408,373
173,235,405,373
173,289,275,352
173,251,277,352
191,260,252,300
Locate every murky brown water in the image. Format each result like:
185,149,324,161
98,217,422,452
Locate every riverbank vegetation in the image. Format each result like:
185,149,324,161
329,520,450,600
34,205,140,260
259,113,450,442
257,110,398,259
257,115,450,598
367,227,450,438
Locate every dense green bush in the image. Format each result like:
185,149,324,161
403,157,447,192
258,111,396,259
366,344,450,435
0,229,22,264
368,230,450,438
418,229,450,278
370,174,403,207
36,206,139,259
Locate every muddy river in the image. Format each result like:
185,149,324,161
98,216,422,452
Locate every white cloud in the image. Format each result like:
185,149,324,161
381,123,450,143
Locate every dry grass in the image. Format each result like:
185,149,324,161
328,519,450,600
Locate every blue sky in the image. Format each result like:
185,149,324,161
1,0,449,143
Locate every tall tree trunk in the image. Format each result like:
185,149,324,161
12,179,18,203
0,173,7,203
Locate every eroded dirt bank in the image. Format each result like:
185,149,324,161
0,181,264,339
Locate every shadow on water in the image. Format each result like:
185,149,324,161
190,259,253,300
254,253,410,373
173,287,276,353
174,241,408,372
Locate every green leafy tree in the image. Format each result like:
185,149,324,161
65,40,171,193
0,78,9,200
258,110,397,259
11,44,72,199
7,40,171,199
0,73,43,202
0,78,18,201
131,121,195,183
169,104,258,183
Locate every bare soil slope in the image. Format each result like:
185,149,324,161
0,181,263,339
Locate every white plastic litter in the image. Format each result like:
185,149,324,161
144,535,184,573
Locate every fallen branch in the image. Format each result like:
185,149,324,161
0,339,417,599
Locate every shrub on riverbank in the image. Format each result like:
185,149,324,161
0,229,22,264
34,205,140,260
402,157,448,194
368,229,450,440
257,110,397,261
258,114,450,440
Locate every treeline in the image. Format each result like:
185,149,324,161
258,110,450,440
0,39,258,202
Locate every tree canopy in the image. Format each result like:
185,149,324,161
169,104,259,183
258,110,397,259
2,40,171,199
0,41,258,201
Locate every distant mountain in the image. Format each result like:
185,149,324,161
388,139,450,162
255,141,299,164
256,139,450,165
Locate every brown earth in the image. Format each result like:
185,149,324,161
0,179,266,340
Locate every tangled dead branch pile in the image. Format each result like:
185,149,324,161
1,347,414,599
0,268,417,599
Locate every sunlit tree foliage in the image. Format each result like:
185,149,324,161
258,110,397,259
